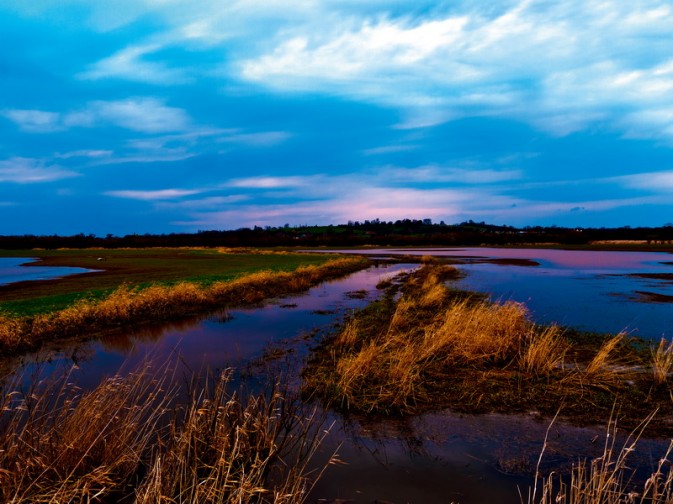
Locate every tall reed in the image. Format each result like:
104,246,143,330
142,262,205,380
0,363,330,503
526,414,673,504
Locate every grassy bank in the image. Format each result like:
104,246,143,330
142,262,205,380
303,262,673,433
0,248,340,316
0,363,328,503
0,256,369,356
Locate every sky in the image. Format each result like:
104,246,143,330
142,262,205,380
2,0,673,235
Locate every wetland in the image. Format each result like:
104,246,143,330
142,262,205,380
2,246,673,503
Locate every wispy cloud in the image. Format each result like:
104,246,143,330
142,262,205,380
383,165,522,184
614,170,673,191
2,109,63,133
224,176,315,189
104,188,203,200
236,1,673,138
217,131,292,147
80,44,190,84
4,98,191,134
76,98,192,133
54,150,113,159
0,157,78,183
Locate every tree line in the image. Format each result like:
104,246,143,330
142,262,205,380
1,220,673,249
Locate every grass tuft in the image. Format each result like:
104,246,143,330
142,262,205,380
651,337,673,385
520,325,569,375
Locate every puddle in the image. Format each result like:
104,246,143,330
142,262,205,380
0,257,98,286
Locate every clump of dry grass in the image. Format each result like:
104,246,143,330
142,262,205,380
305,263,652,417
527,414,673,504
307,264,542,412
651,337,673,385
0,257,368,356
0,363,329,503
520,325,569,375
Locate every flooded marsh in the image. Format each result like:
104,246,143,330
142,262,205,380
3,248,673,503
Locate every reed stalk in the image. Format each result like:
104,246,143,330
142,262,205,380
0,362,331,503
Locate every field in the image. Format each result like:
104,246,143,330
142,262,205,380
0,248,341,316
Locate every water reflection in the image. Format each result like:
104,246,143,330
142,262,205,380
0,257,97,286
319,248,673,339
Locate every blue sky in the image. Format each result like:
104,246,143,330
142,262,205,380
2,0,673,235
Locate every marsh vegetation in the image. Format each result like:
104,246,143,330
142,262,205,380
0,362,328,503
3,247,673,503
303,262,673,433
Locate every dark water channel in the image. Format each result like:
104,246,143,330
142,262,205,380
5,250,673,503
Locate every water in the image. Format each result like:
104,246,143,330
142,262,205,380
10,263,412,391
321,247,673,339
0,257,96,286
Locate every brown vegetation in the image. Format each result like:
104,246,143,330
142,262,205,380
303,264,673,432
0,257,368,356
527,415,673,504
0,363,329,503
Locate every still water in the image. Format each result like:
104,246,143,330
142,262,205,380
325,247,673,339
5,249,673,503
0,257,96,286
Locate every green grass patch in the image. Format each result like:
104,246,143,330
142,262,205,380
0,248,336,316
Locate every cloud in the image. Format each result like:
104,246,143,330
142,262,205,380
616,170,673,191
84,98,191,133
105,188,202,200
235,0,673,138
156,195,250,210
2,109,62,133
363,144,418,156
0,157,78,183
4,98,191,134
383,165,522,184
224,176,314,189
80,44,190,84
55,150,113,159
217,131,292,147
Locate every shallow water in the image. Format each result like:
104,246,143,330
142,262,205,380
0,257,97,286
11,262,411,391
322,247,673,339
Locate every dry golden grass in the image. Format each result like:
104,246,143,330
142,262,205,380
0,363,173,503
0,364,329,503
652,337,673,385
520,325,569,375
306,263,653,415
0,257,367,355
312,265,543,412
426,298,529,364
527,414,673,504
